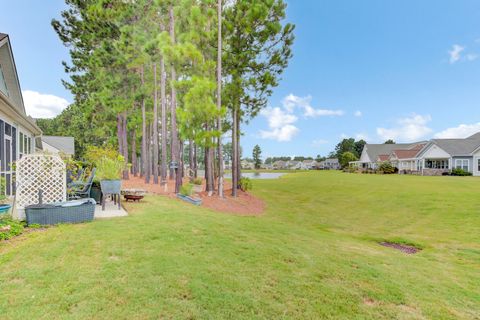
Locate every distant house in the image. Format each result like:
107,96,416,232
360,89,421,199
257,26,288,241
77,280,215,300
272,160,287,170
241,159,255,170
0,33,42,195
319,158,340,170
353,132,480,176
42,136,75,157
287,160,302,170
302,159,318,170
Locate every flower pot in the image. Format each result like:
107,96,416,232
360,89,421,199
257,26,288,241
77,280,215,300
0,204,11,215
100,179,122,195
192,184,203,193
90,185,102,204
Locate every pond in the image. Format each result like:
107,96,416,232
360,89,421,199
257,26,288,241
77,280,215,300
241,172,285,179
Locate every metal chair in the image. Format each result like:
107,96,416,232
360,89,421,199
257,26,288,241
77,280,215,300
68,168,96,200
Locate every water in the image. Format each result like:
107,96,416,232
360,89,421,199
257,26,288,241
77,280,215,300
241,172,285,179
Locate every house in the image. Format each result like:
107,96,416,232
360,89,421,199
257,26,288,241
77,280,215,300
318,158,340,170
0,33,42,195
287,160,302,170
272,160,287,170
302,159,318,170
42,136,75,157
354,132,480,176
241,159,255,170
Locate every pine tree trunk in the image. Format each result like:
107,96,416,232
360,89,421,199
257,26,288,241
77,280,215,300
117,114,123,158
193,143,198,178
189,139,194,181
122,111,129,180
160,55,168,187
145,122,151,183
236,113,241,189
231,108,238,197
170,5,181,193
141,67,147,180
131,129,137,176
217,0,224,198
153,63,159,184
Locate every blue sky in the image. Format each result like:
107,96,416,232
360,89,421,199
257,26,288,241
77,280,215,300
1,1,480,159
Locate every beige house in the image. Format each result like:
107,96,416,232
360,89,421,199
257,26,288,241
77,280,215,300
0,33,42,195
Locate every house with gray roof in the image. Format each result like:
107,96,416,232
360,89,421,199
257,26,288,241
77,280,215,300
41,136,75,157
0,33,43,195
354,132,480,176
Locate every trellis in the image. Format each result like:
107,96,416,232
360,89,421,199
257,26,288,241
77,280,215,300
14,153,66,219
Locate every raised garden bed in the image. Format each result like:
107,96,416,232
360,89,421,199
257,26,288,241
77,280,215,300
177,193,202,206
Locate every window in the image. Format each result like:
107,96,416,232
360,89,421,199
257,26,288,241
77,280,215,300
0,65,8,97
425,159,449,169
478,159,480,172
4,123,11,136
455,159,469,172
19,132,32,157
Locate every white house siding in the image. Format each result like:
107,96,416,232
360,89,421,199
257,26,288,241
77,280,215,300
451,156,473,173
421,144,451,159
472,149,480,176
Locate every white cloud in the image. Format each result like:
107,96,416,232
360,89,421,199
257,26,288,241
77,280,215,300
282,94,344,118
260,125,299,142
355,133,369,141
448,44,465,64
434,122,480,139
22,90,70,118
259,107,299,142
466,53,478,61
377,114,432,142
312,139,328,146
354,110,362,117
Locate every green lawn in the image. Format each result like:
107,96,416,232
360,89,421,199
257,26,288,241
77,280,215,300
1,171,479,319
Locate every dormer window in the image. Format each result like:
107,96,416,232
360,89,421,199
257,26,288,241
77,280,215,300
0,64,8,97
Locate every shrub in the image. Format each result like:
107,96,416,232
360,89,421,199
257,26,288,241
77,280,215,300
0,218,24,241
179,183,193,196
378,161,396,174
0,176,6,203
239,177,253,191
96,155,126,180
84,145,120,167
192,178,203,185
451,168,472,176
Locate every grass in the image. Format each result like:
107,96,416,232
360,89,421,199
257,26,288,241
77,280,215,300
1,171,480,319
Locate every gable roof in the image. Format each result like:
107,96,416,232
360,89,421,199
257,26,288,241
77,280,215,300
0,32,41,135
391,143,426,159
363,143,421,163
377,154,389,161
42,136,75,155
430,138,480,156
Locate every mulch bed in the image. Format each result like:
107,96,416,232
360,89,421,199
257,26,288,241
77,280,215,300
122,176,265,216
379,241,421,254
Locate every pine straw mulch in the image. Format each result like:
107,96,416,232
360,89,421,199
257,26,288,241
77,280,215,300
122,176,265,216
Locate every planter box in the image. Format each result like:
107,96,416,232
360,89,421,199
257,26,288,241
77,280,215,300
25,199,95,225
100,180,121,194
192,184,203,193
177,194,202,206
0,204,11,215
90,186,102,204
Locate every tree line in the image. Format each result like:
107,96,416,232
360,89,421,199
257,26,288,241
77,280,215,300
39,0,294,197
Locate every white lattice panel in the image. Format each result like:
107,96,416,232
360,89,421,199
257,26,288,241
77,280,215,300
15,153,66,210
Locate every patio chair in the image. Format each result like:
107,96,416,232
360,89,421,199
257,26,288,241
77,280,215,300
67,168,84,185
68,168,96,200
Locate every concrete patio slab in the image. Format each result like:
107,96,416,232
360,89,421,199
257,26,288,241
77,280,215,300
94,200,128,219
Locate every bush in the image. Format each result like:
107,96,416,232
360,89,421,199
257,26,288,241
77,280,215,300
192,178,203,185
451,168,472,176
239,177,253,192
0,218,24,241
179,184,193,196
378,161,396,174
96,155,126,180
